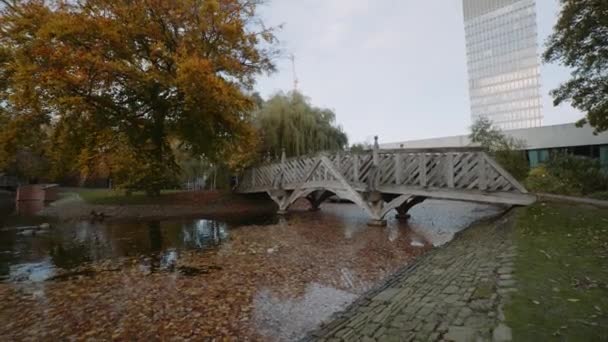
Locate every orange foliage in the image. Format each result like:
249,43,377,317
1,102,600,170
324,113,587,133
0,0,277,189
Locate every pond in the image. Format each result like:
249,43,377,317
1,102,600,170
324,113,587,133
0,200,504,340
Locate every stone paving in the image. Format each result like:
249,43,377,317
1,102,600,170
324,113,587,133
306,210,519,342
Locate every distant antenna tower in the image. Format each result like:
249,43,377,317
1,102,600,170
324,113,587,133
289,53,299,91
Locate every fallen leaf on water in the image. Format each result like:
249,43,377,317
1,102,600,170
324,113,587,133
567,298,580,302
532,300,540,305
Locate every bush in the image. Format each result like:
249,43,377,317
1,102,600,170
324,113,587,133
545,154,607,195
525,166,580,195
494,150,529,182
469,117,529,181
526,155,608,196
589,191,608,201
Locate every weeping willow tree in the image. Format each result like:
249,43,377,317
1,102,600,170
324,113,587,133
255,91,348,159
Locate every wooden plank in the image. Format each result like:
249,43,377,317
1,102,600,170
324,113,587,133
376,184,537,206
353,154,360,183
395,153,403,184
483,154,528,193
319,156,375,218
446,153,454,188
285,158,323,206
378,147,485,154
478,153,487,191
419,154,427,187
336,152,341,172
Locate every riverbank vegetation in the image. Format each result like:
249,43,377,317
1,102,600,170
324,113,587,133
525,155,608,198
0,1,350,195
506,202,608,341
254,91,348,159
72,188,185,205
469,117,528,181
0,0,278,195
470,117,608,199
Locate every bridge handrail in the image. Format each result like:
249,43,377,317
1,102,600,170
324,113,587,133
237,147,528,195
253,147,486,168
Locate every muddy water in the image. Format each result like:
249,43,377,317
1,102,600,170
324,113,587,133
0,200,503,341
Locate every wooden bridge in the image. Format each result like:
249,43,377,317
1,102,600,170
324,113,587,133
236,140,536,226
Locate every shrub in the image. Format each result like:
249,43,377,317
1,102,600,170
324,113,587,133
494,150,529,182
470,117,529,181
545,154,607,195
525,166,580,195
526,155,608,196
589,191,608,201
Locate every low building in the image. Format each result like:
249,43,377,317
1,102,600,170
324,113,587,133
381,123,608,169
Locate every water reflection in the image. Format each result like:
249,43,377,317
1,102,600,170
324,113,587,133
0,200,505,341
8,259,55,282
253,283,357,341
0,218,231,282
406,200,505,246
182,219,228,249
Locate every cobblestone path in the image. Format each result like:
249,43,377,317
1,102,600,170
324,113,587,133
306,211,518,342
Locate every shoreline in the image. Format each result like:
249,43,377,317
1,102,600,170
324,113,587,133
305,208,519,341
3,189,279,224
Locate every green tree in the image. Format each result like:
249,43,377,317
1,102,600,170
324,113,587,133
350,142,372,153
0,0,277,194
544,0,608,133
255,91,348,159
470,117,529,181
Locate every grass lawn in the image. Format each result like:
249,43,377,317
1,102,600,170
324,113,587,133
506,202,608,341
67,188,185,205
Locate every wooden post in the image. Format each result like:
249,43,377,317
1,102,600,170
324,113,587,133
419,153,427,187
336,151,342,172
353,154,360,183
446,153,454,188
280,148,286,188
281,148,286,166
478,152,487,191
373,136,380,188
395,153,403,184
373,136,380,166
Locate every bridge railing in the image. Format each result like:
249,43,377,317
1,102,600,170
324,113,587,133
237,147,527,195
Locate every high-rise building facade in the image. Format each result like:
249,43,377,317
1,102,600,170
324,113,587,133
463,0,542,130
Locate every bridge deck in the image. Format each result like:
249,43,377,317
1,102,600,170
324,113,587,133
236,146,535,225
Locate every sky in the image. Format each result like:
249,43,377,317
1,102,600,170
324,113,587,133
254,0,583,145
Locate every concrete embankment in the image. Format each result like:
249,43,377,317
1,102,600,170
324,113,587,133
307,210,518,342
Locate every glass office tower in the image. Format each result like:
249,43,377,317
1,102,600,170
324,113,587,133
463,0,542,129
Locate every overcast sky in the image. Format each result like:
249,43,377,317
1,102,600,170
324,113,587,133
255,0,582,145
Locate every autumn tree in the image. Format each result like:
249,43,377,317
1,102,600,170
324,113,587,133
0,0,276,194
544,0,608,133
255,91,348,159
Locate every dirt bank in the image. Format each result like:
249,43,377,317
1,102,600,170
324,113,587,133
37,189,278,222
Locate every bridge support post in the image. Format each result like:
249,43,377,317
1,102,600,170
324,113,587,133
366,137,387,227
306,190,333,211
366,190,387,227
395,196,426,220
267,189,292,215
